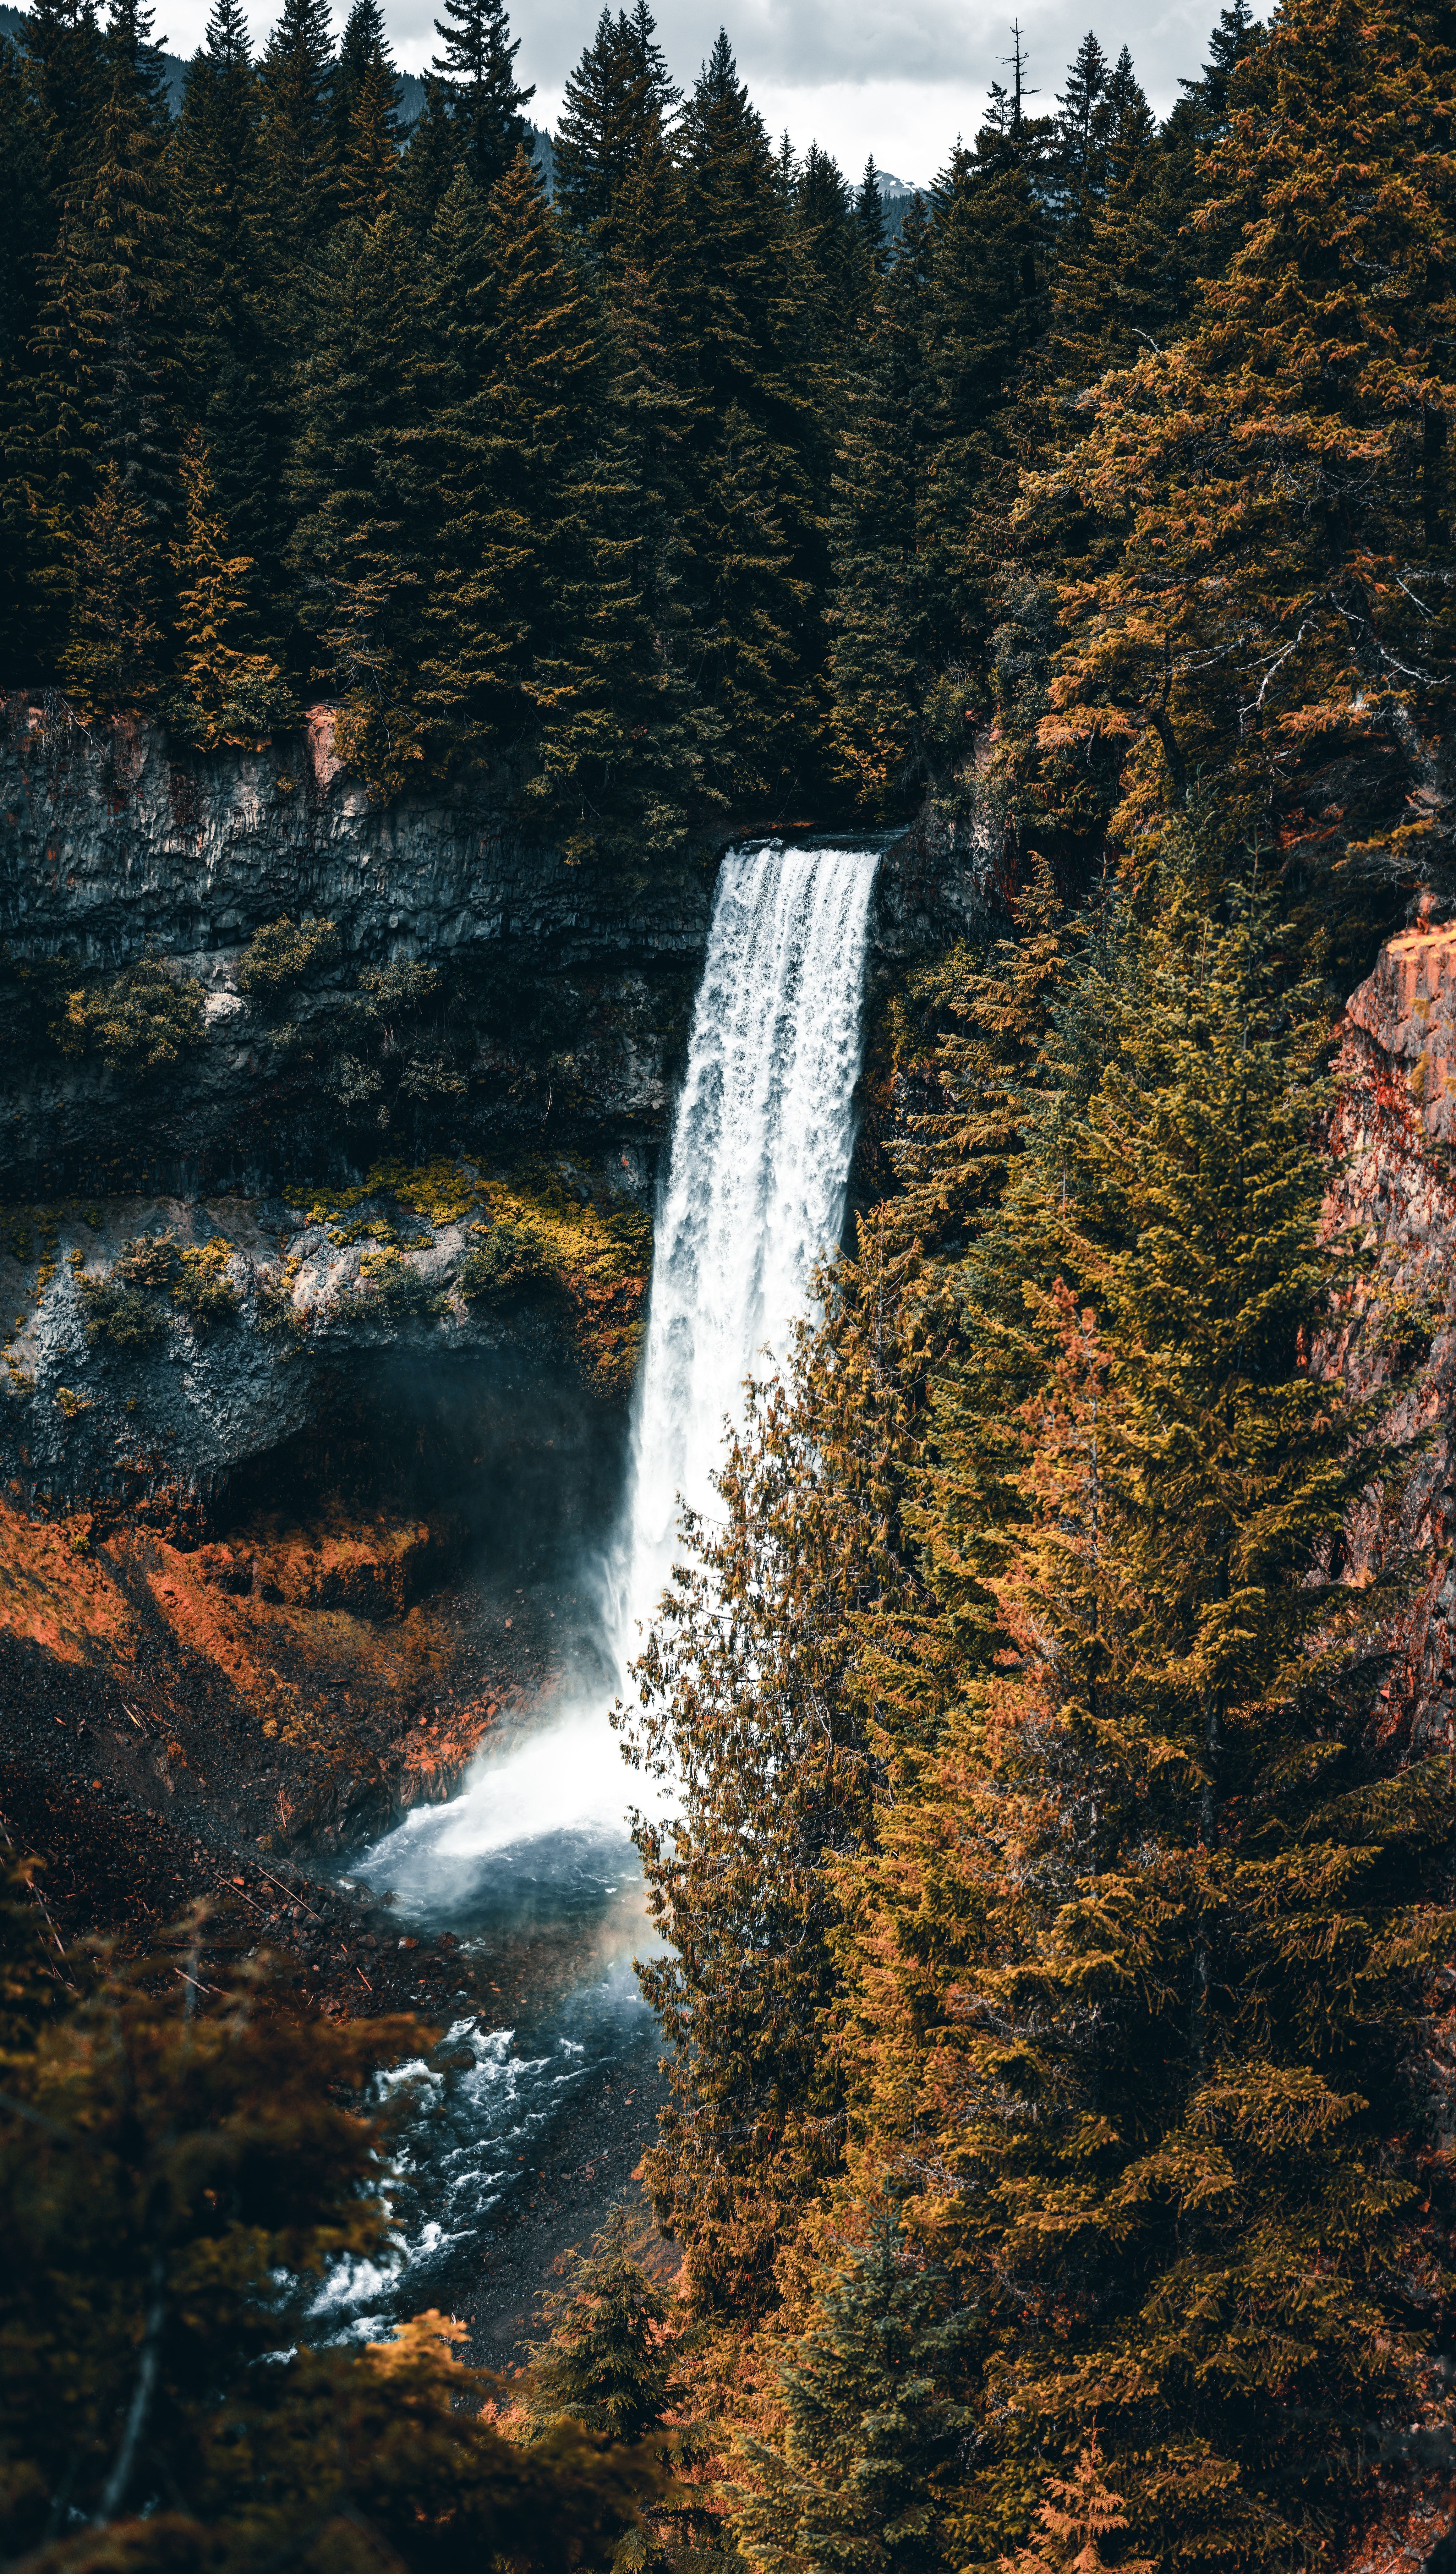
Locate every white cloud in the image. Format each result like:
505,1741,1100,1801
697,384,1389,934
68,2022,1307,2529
156,0,1226,184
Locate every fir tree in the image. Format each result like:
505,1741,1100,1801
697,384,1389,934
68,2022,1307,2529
0,1876,649,2564
88,0,178,529
333,0,394,164
520,2206,673,2446
621,1227,922,2320
1052,29,1110,235
169,431,294,744
22,0,106,200
60,455,163,711
827,196,935,808
430,0,533,195
339,37,401,226
287,206,426,798
257,0,337,285
854,154,887,273
172,0,287,642
0,42,55,667
396,71,458,238
1020,0,1455,856
735,2215,979,2574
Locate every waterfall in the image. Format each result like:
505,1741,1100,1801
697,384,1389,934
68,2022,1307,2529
334,840,880,2335
361,838,879,1884
610,838,879,1679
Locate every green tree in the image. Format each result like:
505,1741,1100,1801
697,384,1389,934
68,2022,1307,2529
555,1,679,252
621,1229,922,2322
430,0,533,195
61,456,163,712
257,0,337,289
169,431,294,744
1018,0,1456,860
734,2216,978,2574
826,197,935,808
288,206,426,797
88,0,178,528
521,2207,674,2447
173,0,289,645
854,155,887,274
340,36,402,226
0,41,56,668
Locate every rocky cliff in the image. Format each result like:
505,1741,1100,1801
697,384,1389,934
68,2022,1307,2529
0,698,985,1536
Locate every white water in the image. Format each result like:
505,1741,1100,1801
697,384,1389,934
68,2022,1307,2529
331,840,879,2325
364,840,879,1894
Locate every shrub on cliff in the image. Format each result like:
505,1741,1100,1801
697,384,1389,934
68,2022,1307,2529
354,1244,446,1320
78,1275,167,1353
54,961,206,1076
460,1219,547,1302
114,1230,180,1289
236,916,342,1006
173,1239,242,1328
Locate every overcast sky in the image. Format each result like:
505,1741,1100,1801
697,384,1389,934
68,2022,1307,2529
156,0,1230,186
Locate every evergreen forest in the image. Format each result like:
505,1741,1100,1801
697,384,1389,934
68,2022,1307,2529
4,0,1456,2566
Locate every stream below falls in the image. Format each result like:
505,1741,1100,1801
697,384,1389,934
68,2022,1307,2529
317,840,882,2359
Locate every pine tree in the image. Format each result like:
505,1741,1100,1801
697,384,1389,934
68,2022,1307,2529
396,71,458,239
854,154,887,273
22,0,106,200
87,0,178,530
416,149,599,806
622,1227,922,2321
430,0,533,195
828,822,1451,2569
1052,29,1110,236
520,2206,673,2446
339,37,401,226
1006,2443,1153,2574
173,0,288,644
827,197,935,809
0,1876,649,2565
677,32,827,803
333,0,393,163
734,2215,979,2574
257,0,337,287
169,431,294,744
1047,51,1195,388
287,206,426,798
0,41,56,668
60,455,163,711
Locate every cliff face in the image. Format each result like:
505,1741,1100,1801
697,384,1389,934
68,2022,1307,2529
0,702,985,1534
1329,908,1456,1766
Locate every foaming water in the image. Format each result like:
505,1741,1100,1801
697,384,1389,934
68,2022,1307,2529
343,841,879,2323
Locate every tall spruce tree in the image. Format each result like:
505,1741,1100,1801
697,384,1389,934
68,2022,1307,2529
257,0,336,288
827,194,935,808
430,0,532,195
169,430,293,743
287,205,426,797
61,455,163,711
0,41,56,667
173,0,288,644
